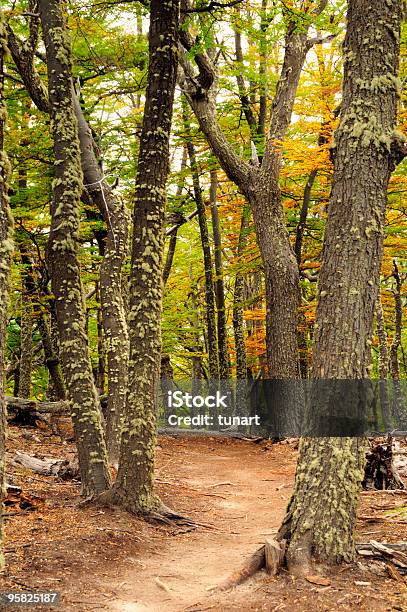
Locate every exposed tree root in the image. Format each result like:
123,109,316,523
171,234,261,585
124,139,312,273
96,491,203,530
148,503,201,529
211,545,266,591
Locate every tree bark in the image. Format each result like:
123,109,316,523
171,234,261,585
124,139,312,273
389,261,405,425
0,14,13,569
104,0,180,514
279,0,402,572
72,93,130,463
38,0,111,497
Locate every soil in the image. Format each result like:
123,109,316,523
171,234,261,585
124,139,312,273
1,426,407,611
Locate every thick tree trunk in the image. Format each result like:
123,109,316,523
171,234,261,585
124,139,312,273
279,0,402,572
38,0,111,497
104,0,180,514
210,170,229,380
0,16,13,569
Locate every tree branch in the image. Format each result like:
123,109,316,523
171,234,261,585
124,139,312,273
181,0,245,13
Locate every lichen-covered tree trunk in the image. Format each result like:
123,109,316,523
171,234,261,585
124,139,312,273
6,17,130,463
0,14,14,569
105,0,180,514
278,0,402,572
209,170,229,380
38,0,110,497
72,94,129,463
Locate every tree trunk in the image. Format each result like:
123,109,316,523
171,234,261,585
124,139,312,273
210,170,229,380
389,261,404,424
104,0,180,514
18,245,35,399
184,110,219,381
0,15,14,569
279,0,402,572
72,93,130,463
232,204,250,380
163,146,187,287
376,296,390,430
38,0,111,497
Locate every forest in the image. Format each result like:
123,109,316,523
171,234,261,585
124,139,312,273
0,0,406,610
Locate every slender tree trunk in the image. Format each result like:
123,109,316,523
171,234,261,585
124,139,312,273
37,311,66,401
184,111,219,381
390,261,402,382
72,94,130,463
104,0,180,514
0,14,14,569
39,0,110,497
163,146,187,287
376,295,390,429
18,246,35,398
279,0,402,572
209,170,228,380
389,261,404,423
233,204,250,380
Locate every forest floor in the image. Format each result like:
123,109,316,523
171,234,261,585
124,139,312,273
1,425,407,611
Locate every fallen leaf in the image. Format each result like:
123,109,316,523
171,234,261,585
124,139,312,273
305,575,331,586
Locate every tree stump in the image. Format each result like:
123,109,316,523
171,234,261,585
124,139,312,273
363,440,405,490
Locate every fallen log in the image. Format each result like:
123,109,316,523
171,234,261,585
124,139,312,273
5,395,107,426
6,395,107,415
10,451,79,481
356,541,407,574
157,427,262,440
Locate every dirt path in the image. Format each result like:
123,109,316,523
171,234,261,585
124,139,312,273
107,437,296,611
4,431,406,611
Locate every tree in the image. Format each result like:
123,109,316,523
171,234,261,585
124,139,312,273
6,7,131,462
179,0,331,378
278,0,405,572
0,11,13,569
183,103,219,382
38,0,111,496
102,0,180,515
